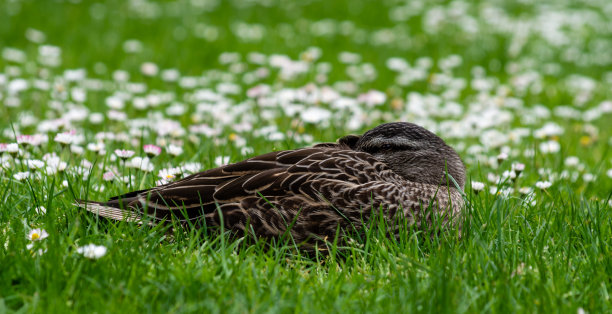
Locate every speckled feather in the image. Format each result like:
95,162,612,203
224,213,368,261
77,122,465,250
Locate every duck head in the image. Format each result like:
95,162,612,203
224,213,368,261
339,122,466,189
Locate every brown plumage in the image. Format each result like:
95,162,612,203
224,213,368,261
77,122,466,250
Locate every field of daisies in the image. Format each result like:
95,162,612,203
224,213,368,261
1,0,611,312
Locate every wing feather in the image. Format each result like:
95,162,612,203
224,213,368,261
79,144,463,248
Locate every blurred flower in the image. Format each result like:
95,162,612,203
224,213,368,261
539,140,560,154
17,134,43,146
143,144,162,157
35,206,47,215
166,144,183,156
102,171,116,181
215,155,230,166
565,156,580,167
14,172,30,181
511,163,525,175
127,156,154,172
54,131,75,145
301,107,331,124
471,181,485,193
114,149,135,160
141,62,159,76
27,228,48,241
76,244,107,259
7,143,20,155
535,181,552,190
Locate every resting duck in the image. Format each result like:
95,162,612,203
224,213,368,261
78,122,466,250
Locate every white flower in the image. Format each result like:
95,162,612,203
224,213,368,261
140,62,159,76
512,163,525,174
14,172,30,181
565,156,580,167
539,141,560,154
300,107,331,123
7,143,20,154
54,131,75,145
358,90,386,107
76,244,107,259
607,169,612,179
535,181,552,190
28,228,49,241
89,112,104,124
127,156,154,172
102,171,116,181
87,142,105,152
35,206,47,215
114,149,135,159
471,181,485,192
496,152,508,163
215,155,231,167
582,173,595,182
25,159,45,170
166,144,183,156
17,134,43,146
143,144,162,157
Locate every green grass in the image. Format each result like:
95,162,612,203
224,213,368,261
1,0,611,312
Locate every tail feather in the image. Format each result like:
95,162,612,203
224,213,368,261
75,200,154,225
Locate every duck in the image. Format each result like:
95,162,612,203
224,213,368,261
77,122,466,250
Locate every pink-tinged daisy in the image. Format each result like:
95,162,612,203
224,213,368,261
512,163,525,175
103,171,117,181
27,228,49,241
114,149,135,160
16,135,41,146
0,143,7,153
143,144,162,157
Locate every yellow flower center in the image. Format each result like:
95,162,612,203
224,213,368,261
228,133,238,141
31,233,40,240
579,136,592,146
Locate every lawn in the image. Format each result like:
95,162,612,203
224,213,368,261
1,0,611,312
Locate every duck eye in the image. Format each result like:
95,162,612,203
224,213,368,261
381,144,392,150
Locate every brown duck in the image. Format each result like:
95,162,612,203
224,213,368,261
78,122,466,249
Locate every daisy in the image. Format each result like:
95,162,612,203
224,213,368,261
166,144,183,156
6,143,20,155
114,149,135,160
27,228,49,241
143,144,162,157
471,181,485,194
535,181,552,190
14,172,30,181
54,131,75,145
512,163,525,175
102,171,116,181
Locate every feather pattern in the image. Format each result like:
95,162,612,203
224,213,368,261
77,122,466,250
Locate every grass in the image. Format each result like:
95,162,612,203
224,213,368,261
1,0,611,312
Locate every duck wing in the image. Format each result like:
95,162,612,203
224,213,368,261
77,145,463,245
